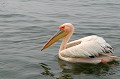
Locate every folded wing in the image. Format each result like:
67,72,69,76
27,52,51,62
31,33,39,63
60,35,113,58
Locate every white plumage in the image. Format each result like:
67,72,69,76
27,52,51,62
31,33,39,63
41,23,118,63
60,35,113,58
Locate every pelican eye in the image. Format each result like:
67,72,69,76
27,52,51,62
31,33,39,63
60,26,65,30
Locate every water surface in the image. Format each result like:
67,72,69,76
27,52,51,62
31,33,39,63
0,0,120,79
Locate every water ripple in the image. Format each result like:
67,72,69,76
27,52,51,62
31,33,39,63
0,0,120,79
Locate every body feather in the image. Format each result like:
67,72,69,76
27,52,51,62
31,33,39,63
60,35,113,58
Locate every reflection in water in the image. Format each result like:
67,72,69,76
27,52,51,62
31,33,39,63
57,58,119,79
40,63,54,77
39,59,119,79
58,58,119,75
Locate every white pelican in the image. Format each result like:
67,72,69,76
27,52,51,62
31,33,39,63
41,23,118,64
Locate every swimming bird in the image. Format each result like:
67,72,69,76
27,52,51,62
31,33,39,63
41,23,118,64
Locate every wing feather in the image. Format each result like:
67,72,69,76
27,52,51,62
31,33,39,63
60,35,113,58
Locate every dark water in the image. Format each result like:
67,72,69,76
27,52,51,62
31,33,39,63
0,0,120,79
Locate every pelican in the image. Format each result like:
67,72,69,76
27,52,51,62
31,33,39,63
41,23,118,64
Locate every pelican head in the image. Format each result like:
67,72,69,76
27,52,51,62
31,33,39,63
41,23,74,51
